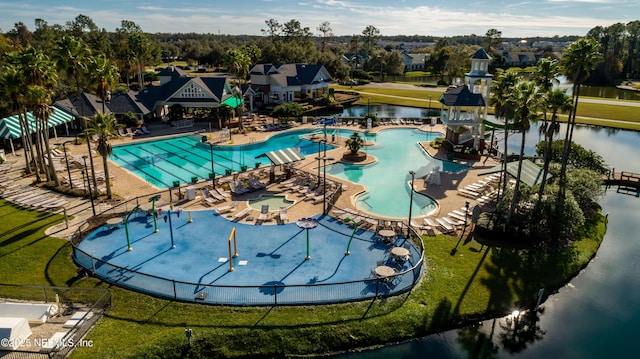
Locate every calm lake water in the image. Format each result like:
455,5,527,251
328,106,640,358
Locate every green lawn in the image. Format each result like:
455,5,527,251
332,85,640,130
0,199,606,358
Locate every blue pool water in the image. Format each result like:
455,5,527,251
326,128,468,218
110,127,468,218
111,129,334,188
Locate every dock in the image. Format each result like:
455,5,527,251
604,170,640,196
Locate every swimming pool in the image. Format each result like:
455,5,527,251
326,128,468,218
110,129,334,188
111,127,468,218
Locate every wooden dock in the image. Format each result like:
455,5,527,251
604,171,640,196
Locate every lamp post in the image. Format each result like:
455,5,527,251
202,138,216,189
322,155,334,215
55,140,74,189
408,171,415,236
82,155,96,216
84,130,98,191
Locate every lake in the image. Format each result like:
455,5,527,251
328,106,640,358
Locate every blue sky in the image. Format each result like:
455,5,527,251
1,0,637,38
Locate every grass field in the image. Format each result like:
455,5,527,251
332,85,640,131
0,199,606,358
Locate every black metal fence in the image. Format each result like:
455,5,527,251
69,182,425,306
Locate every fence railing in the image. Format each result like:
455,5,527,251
0,284,111,359
69,181,425,306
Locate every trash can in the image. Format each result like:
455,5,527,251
185,186,196,200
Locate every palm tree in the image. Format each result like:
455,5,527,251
489,71,520,202
223,49,251,130
538,89,572,197
52,35,92,119
90,54,119,113
30,86,60,186
22,48,58,182
531,58,561,141
0,63,32,174
85,113,120,199
560,38,602,183
506,81,541,226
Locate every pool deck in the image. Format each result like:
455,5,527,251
0,119,500,238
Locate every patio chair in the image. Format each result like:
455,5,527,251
214,201,239,214
279,207,289,222
232,207,252,221
258,205,270,222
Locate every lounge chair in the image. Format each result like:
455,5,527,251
214,188,232,199
232,207,252,221
214,201,239,214
41,199,68,210
434,218,455,233
141,126,151,134
279,207,289,222
258,205,270,222
448,211,467,222
200,189,218,206
118,128,129,137
125,128,135,136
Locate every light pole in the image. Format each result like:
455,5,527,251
377,55,383,82
82,155,96,216
322,155,334,215
408,170,415,236
202,138,216,189
56,140,74,189
84,130,98,191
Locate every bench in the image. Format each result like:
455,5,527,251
41,331,68,351
0,303,58,324
62,311,93,328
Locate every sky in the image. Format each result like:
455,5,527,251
0,0,638,38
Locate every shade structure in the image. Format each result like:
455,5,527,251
479,159,549,187
0,106,74,139
256,148,305,166
220,96,244,109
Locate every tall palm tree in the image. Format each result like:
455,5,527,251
489,71,520,202
21,48,58,182
531,58,561,142
90,54,120,113
560,38,602,183
506,81,541,226
0,63,31,174
538,89,572,198
223,49,251,130
85,113,120,199
30,86,60,186
52,35,92,119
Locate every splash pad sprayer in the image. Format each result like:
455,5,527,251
149,194,162,233
227,227,238,272
123,205,140,251
344,218,359,255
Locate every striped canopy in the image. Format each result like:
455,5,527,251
0,106,75,139
256,148,305,165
